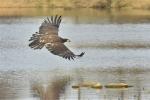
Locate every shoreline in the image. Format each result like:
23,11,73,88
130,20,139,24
0,6,149,10
0,0,150,10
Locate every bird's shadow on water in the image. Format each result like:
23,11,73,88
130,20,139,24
26,67,150,100
31,76,71,100
0,67,149,100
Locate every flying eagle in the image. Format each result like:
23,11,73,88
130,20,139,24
29,15,84,60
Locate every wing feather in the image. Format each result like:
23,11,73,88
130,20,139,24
45,43,76,60
39,15,62,35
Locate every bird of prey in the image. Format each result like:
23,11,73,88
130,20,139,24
29,15,84,60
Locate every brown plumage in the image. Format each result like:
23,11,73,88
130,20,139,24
29,15,84,60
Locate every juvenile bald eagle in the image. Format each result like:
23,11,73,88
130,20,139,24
29,15,84,60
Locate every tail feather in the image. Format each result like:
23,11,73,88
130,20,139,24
29,40,38,47
29,40,44,50
29,32,41,41
29,34,44,49
29,32,45,49
33,43,44,49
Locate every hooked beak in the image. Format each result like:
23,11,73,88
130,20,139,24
67,39,71,42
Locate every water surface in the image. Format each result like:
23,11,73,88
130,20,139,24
0,8,150,100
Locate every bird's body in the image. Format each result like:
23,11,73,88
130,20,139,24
39,34,64,43
29,15,84,60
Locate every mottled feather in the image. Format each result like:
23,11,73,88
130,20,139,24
45,43,76,60
29,15,84,60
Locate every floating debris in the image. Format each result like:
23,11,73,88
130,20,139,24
72,82,103,89
91,83,103,89
105,83,133,88
72,85,80,89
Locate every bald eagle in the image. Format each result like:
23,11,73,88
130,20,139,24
29,15,84,60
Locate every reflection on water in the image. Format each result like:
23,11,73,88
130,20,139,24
0,8,150,99
31,76,69,100
0,68,150,100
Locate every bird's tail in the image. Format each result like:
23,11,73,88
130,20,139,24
29,32,45,49
76,52,85,57
29,40,45,49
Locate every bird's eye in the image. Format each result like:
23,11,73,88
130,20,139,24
67,39,71,42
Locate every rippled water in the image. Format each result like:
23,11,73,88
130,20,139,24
0,8,150,100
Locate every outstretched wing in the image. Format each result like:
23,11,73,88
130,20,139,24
39,15,62,35
45,43,77,60
29,15,62,49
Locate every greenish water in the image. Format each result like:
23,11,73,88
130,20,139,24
0,8,150,100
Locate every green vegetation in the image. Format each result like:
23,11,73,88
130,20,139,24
0,0,150,9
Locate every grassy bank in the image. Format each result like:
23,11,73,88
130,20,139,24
0,0,150,9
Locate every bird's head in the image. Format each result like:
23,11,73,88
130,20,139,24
63,38,71,43
66,39,71,42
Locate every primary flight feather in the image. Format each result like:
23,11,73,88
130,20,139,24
29,15,84,60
